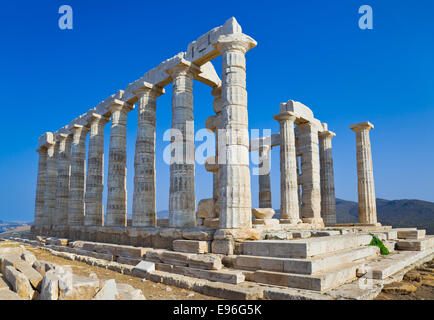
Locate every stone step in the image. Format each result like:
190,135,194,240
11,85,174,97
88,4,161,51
396,229,426,240
145,248,223,270
241,233,373,258
172,240,209,254
363,247,434,280
233,245,379,275
252,262,360,292
396,236,434,251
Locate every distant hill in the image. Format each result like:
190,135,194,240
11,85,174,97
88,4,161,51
274,198,434,234
336,198,434,234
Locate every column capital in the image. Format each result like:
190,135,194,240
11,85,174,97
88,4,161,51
56,133,72,142
350,121,374,132
214,33,257,54
132,82,165,98
166,59,200,78
87,113,110,125
319,130,336,139
273,111,296,123
107,100,134,114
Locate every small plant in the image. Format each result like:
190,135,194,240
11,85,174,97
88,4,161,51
369,233,390,255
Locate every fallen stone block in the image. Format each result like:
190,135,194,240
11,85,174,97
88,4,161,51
21,252,37,265
4,265,35,299
59,274,101,300
15,262,43,291
93,279,119,300
132,261,155,278
116,283,146,300
0,253,23,274
32,260,56,277
187,254,222,270
173,240,209,254
0,288,25,300
0,275,11,290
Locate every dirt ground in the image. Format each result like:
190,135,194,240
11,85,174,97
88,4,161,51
375,258,434,300
0,240,218,300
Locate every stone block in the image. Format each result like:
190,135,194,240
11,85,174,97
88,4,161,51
145,249,164,263
396,237,434,251
197,198,215,219
397,229,426,240
0,288,25,300
157,219,169,227
203,218,219,229
187,254,222,270
252,208,275,219
116,283,146,300
93,279,119,300
292,231,312,239
155,262,173,273
182,229,214,241
0,275,11,290
15,262,43,291
173,240,209,254
21,252,37,265
0,253,22,275
32,260,56,277
212,239,234,255
116,256,143,266
172,265,245,284
59,274,101,300
194,282,263,300
160,251,192,266
252,219,280,226
132,261,155,278
5,266,35,299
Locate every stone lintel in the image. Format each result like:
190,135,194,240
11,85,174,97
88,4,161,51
38,132,55,149
273,111,296,122
350,121,374,132
319,130,336,139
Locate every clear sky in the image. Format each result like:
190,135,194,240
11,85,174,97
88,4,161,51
0,0,433,222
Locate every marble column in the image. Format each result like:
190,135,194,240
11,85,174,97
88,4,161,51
34,147,48,226
132,84,164,227
211,86,222,217
258,145,272,208
84,114,109,226
350,121,377,224
215,33,256,229
68,124,89,226
43,140,58,226
273,112,301,223
297,122,323,226
319,127,336,226
106,101,133,227
55,133,72,226
167,61,197,228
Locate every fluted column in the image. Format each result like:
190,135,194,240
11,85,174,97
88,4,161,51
43,140,58,226
55,133,72,225
68,125,89,226
319,127,336,226
84,114,109,226
167,61,198,228
350,121,377,224
215,33,256,229
258,145,272,208
34,147,48,226
273,112,301,223
211,86,222,217
106,101,133,227
297,122,323,227
132,84,164,227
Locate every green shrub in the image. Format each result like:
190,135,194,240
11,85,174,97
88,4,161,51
369,234,390,255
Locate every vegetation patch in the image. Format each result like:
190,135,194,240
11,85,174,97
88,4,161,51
369,234,390,255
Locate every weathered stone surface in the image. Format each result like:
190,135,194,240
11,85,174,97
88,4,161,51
132,261,155,278
0,288,25,300
213,228,261,241
21,252,37,265
397,229,426,240
173,240,209,254
196,198,215,219
172,265,244,284
59,274,101,300
0,253,22,275
187,254,222,270
116,256,142,266
32,260,56,277
5,266,35,299
15,262,43,291
160,251,192,266
93,279,119,300
182,229,214,241
252,208,275,219
116,283,146,300
203,218,219,229
212,239,234,255
0,275,11,290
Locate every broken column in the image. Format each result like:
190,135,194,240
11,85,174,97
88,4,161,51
55,133,72,226
84,114,109,226
68,125,89,226
167,60,198,228
258,145,272,208
215,33,256,229
350,121,377,225
132,84,164,227
273,111,301,224
319,124,336,226
297,121,323,227
105,101,134,227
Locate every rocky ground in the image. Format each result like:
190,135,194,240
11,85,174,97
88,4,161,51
375,258,434,300
0,240,217,300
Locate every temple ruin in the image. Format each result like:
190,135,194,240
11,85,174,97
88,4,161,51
28,18,433,298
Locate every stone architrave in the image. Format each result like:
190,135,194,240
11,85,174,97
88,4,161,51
167,60,198,228
68,125,89,226
297,121,323,227
273,111,301,224
34,147,48,226
258,145,272,208
84,114,109,226
44,140,58,226
55,133,72,226
319,127,336,226
132,84,164,227
105,101,134,227
215,33,257,229
350,121,377,225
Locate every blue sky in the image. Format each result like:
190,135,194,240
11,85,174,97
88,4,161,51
0,0,433,222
